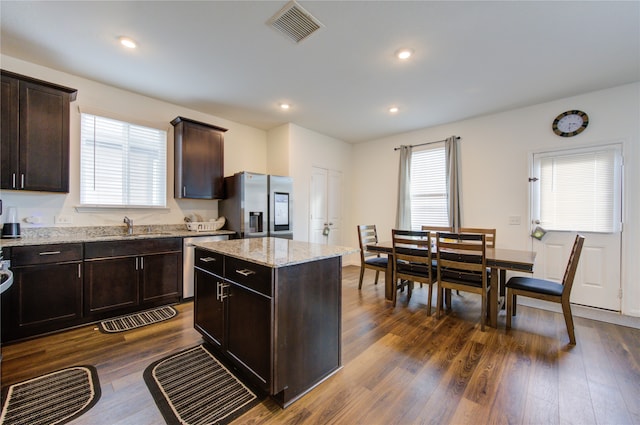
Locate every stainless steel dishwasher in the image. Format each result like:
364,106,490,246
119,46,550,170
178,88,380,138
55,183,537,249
183,234,229,299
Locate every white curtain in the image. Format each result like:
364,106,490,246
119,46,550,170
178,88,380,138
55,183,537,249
445,136,461,231
396,145,412,229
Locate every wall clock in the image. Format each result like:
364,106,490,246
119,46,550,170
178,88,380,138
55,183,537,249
552,110,589,137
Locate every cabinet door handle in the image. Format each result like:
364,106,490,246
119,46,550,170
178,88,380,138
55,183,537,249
39,251,61,256
140,257,144,269
200,257,217,263
216,281,229,301
183,186,186,197
78,264,82,279
136,257,139,270
12,173,16,189
235,269,256,277
20,174,25,189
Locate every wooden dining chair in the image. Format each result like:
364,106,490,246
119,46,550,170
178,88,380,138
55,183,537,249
506,234,585,345
356,225,389,289
436,232,490,330
459,227,496,248
392,229,435,313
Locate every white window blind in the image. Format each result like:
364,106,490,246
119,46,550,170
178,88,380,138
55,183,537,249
534,145,622,233
80,113,167,207
410,145,449,229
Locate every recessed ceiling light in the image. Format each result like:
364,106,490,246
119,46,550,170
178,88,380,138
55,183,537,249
389,106,399,113
119,37,137,49
395,48,413,60
280,103,291,110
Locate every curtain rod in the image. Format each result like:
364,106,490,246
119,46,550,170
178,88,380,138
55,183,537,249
393,136,460,151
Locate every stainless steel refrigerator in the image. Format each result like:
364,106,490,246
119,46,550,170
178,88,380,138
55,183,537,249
219,172,293,239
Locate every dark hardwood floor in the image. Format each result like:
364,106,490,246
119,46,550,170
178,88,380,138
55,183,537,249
2,265,639,424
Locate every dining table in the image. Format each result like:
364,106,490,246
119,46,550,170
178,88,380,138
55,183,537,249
366,240,537,328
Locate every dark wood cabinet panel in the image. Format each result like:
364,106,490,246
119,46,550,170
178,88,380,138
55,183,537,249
84,256,139,315
85,238,182,318
1,74,19,188
172,116,227,199
1,244,83,342
1,70,76,192
194,266,225,348
141,251,182,305
226,282,271,388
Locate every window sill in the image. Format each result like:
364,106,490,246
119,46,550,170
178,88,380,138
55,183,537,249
75,205,170,213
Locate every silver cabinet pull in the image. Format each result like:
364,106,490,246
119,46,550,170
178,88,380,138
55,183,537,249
39,251,61,256
183,186,186,197
216,281,230,301
12,173,16,189
200,257,217,263
20,174,25,189
235,269,256,277
140,257,144,269
78,264,82,279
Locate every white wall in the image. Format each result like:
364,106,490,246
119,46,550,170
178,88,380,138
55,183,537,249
350,83,640,316
287,124,353,243
0,55,268,228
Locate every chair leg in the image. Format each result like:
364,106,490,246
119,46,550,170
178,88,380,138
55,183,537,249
374,270,379,285
445,289,452,310
358,267,365,290
506,289,512,329
561,298,576,345
391,276,398,308
480,293,486,332
436,286,443,318
426,283,433,316
512,293,517,316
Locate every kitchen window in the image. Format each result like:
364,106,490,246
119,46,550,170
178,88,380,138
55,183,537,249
410,144,448,229
80,113,167,208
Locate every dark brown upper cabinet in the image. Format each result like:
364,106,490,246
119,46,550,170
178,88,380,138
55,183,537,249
1,70,77,193
172,116,227,200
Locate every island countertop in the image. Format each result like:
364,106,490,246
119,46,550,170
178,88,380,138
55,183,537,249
195,237,358,268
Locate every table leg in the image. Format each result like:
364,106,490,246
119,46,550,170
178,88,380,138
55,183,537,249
489,267,498,328
385,255,394,301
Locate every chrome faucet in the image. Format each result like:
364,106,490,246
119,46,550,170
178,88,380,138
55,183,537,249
124,216,134,235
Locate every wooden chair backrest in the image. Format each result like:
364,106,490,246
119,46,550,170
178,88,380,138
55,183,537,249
392,229,431,266
421,225,453,239
436,232,487,288
357,224,381,261
458,227,496,248
561,234,586,297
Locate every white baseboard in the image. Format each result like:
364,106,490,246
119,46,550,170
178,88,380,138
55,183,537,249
517,298,640,329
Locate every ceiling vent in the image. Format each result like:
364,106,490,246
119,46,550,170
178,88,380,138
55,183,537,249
268,1,323,43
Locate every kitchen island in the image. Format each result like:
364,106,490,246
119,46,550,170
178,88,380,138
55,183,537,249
193,237,357,407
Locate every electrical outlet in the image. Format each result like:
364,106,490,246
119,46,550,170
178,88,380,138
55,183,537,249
55,215,72,224
508,215,521,225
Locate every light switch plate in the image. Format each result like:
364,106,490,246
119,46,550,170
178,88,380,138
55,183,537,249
508,215,521,225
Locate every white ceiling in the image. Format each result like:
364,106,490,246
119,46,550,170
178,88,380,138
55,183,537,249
1,1,638,143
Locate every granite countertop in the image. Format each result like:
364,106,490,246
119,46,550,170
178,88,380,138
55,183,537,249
196,237,358,268
0,225,235,248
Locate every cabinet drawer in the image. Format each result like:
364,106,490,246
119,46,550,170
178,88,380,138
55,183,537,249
11,243,83,266
85,238,181,259
194,248,223,276
225,256,272,297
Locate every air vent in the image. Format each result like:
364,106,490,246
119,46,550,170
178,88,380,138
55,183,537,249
268,1,323,43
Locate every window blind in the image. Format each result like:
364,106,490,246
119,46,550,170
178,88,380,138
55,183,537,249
410,146,449,229
535,145,622,233
80,113,167,207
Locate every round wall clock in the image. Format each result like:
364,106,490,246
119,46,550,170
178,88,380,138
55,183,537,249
552,110,589,137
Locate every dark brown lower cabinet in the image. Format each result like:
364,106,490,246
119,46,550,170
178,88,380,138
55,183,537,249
84,238,182,320
1,244,83,341
193,247,342,408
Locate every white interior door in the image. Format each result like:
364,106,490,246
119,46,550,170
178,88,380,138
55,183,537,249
309,167,342,245
530,145,623,311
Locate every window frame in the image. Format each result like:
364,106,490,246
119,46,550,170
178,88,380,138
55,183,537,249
79,112,168,210
409,143,449,230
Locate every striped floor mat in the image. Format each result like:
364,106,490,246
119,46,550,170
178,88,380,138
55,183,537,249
99,306,177,333
144,345,262,425
0,366,100,425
